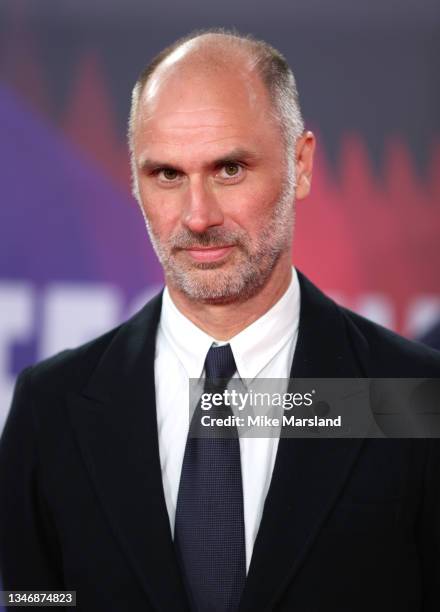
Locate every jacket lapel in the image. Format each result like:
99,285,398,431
239,271,370,612
68,293,190,612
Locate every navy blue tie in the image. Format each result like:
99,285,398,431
174,344,246,612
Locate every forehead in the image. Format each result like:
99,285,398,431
132,58,282,160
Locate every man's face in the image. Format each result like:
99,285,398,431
132,57,296,303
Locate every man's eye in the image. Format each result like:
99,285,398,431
159,168,179,181
219,163,243,179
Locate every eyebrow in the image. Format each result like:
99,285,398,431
138,147,260,173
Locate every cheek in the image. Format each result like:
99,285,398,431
138,189,182,237
219,180,281,231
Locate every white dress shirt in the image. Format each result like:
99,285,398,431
154,267,300,571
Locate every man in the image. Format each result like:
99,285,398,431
1,29,439,612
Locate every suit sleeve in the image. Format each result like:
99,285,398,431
418,439,440,610
0,368,64,598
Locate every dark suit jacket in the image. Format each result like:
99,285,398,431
1,271,440,611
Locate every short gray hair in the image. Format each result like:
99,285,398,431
128,28,305,201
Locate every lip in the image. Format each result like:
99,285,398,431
184,245,234,263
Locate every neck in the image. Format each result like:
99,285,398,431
167,254,293,341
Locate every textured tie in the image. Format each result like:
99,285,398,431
174,344,246,612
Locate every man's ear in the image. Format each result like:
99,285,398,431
294,131,316,200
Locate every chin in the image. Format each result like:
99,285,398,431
172,267,264,305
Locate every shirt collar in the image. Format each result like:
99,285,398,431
160,287,215,380
159,267,300,381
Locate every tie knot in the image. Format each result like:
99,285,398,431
204,344,237,381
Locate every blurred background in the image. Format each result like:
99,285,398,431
1,0,439,433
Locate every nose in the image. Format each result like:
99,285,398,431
181,176,224,233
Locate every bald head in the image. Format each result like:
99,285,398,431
128,30,304,200
139,36,268,125
144,33,257,90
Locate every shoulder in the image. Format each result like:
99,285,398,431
340,305,440,377
296,270,440,377
23,325,122,397
21,290,164,397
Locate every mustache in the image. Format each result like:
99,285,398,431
170,227,246,250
